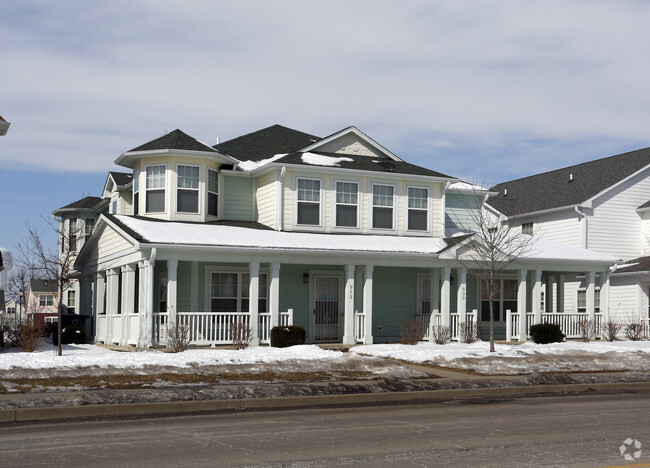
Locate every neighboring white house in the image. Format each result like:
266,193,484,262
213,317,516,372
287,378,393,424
487,147,650,326
60,125,617,347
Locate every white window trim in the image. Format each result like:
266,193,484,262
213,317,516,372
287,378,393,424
406,185,430,232
175,163,202,215
577,287,601,313
416,273,433,315
333,179,360,230
39,294,55,307
207,168,220,219
370,182,396,232
145,164,167,214
84,217,95,236
133,168,140,216
204,266,269,313
295,176,323,228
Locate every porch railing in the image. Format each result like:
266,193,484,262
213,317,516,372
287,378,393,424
354,313,365,343
506,311,604,341
418,311,477,342
153,310,294,346
96,314,107,343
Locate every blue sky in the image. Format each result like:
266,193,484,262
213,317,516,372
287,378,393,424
2,0,650,254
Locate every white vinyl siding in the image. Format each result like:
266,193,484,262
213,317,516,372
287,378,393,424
97,225,133,258
524,210,581,247
256,171,277,228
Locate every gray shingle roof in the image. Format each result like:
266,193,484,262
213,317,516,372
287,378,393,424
488,147,650,216
29,279,57,293
276,151,454,179
614,256,650,274
110,171,133,187
129,129,218,153
214,124,321,162
55,196,104,212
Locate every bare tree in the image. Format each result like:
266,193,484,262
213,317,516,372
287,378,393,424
14,218,80,356
447,182,535,352
7,267,30,324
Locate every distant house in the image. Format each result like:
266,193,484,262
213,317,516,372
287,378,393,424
58,124,616,347
26,279,59,325
0,115,10,136
488,147,650,329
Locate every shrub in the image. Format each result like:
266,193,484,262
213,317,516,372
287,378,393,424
602,320,623,342
529,323,565,344
166,320,192,353
52,325,86,345
270,326,306,348
400,320,424,345
625,322,645,341
230,321,253,350
576,318,595,342
9,322,47,352
431,325,451,345
460,322,479,344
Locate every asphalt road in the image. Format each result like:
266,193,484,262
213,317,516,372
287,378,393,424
1,393,650,467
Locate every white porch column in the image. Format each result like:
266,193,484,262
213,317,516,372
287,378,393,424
440,267,451,328
140,251,156,348
457,268,467,316
167,259,178,330
363,265,374,344
94,272,106,343
429,268,440,341
602,270,610,322
547,275,555,313
557,275,565,313
269,262,281,328
533,269,542,323
517,269,528,340
106,268,119,344
122,264,136,346
586,270,596,326
343,264,356,345
249,262,260,346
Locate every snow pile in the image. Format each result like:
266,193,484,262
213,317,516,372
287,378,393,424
300,152,353,167
0,344,358,371
352,341,650,375
237,154,287,172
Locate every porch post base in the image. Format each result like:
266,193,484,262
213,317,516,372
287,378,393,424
363,335,373,345
342,335,355,345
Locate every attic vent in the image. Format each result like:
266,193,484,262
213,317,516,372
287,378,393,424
569,173,573,182
215,137,220,145
504,189,508,196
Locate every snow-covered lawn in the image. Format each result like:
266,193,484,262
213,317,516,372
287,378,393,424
3,340,650,375
352,341,650,374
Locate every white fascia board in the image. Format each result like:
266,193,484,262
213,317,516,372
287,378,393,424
495,203,579,221
219,169,252,177
298,126,404,162
583,163,650,208
115,149,238,168
254,162,458,183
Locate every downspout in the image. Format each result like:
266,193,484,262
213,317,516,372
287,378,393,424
276,166,286,231
441,181,450,237
575,206,587,249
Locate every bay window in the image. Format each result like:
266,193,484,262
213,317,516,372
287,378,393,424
146,165,166,213
208,169,219,217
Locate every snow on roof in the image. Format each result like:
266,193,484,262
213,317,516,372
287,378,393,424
300,152,353,167
516,235,618,263
115,215,448,255
448,181,490,192
237,154,287,172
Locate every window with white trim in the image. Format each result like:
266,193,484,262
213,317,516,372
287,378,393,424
210,272,268,313
577,288,600,313
84,217,95,236
522,222,533,235
335,181,358,228
133,169,140,216
177,165,200,213
408,187,428,231
146,165,166,213
297,178,320,225
67,290,76,314
372,184,394,229
208,169,219,217
45,316,59,324
39,294,54,307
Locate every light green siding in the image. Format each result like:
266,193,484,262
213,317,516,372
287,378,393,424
222,176,253,221
279,264,311,333
446,192,481,232
371,267,417,341
177,261,192,311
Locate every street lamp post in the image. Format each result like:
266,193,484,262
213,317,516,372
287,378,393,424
18,289,24,324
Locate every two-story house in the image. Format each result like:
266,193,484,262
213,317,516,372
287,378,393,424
26,278,59,325
488,147,650,331
65,124,616,347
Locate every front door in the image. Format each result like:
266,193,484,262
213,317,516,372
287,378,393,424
313,276,341,342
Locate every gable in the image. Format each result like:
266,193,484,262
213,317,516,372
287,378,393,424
311,133,387,158
96,223,136,259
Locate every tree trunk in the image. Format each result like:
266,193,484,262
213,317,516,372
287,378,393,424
57,283,62,356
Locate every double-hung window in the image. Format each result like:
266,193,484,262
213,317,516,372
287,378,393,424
336,182,358,228
372,184,394,229
67,290,76,314
146,165,166,213
210,272,268,313
297,178,320,225
577,289,600,313
208,169,219,217
68,218,77,252
39,294,54,307
522,222,534,235
408,187,428,231
84,218,95,237
177,165,200,213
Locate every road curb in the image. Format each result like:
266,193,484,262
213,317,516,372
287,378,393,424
2,381,650,423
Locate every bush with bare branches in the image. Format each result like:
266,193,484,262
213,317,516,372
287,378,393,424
625,322,646,341
431,325,451,345
576,318,595,342
230,321,253,350
8,322,47,352
400,320,425,345
460,321,480,343
601,320,623,342
166,320,191,353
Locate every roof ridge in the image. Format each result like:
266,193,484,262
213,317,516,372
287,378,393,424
213,124,320,149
